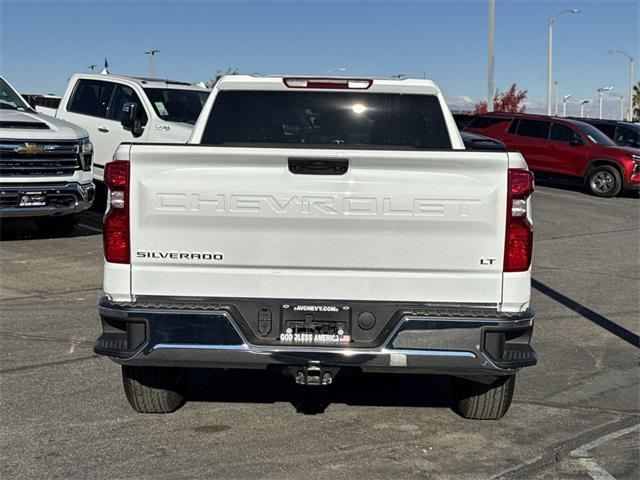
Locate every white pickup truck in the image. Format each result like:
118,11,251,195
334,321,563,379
0,75,94,233
95,75,537,420
53,73,210,182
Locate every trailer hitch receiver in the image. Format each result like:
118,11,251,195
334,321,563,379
294,364,337,386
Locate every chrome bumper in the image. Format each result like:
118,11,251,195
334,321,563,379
95,297,536,378
0,182,95,218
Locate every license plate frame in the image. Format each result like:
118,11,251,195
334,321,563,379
279,304,351,345
19,192,47,207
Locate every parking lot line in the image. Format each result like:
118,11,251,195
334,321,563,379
570,424,640,480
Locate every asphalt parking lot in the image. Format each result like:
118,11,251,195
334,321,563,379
1,183,638,480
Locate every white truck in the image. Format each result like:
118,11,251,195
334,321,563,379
0,75,94,233
95,75,537,420
53,73,210,182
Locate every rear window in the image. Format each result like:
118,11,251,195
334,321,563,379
515,119,550,139
201,90,451,150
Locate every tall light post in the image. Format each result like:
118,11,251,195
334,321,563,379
487,0,495,112
535,75,556,114
579,99,591,117
614,95,625,121
144,49,160,77
597,86,613,119
547,8,580,115
562,94,572,117
608,49,635,121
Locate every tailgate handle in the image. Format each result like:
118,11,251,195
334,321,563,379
288,158,349,175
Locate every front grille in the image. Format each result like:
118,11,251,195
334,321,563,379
0,141,81,176
0,121,50,129
0,191,19,207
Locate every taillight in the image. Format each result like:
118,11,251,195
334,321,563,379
283,78,372,89
504,169,534,272
104,161,130,264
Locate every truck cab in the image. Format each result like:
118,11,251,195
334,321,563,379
0,75,94,234
55,74,210,181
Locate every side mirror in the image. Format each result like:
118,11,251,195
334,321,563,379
569,138,584,147
121,102,144,137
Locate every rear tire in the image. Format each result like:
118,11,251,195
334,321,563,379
586,165,622,198
34,214,79,236
453,375,515,420
122,366,187,414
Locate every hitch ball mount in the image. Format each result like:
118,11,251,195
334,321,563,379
292,364,339,386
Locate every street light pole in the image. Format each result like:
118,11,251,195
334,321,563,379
579,99,591,117
608,49,635,121
547,9,580,116
144,49,160,77
554,81,559,116
562,94,572,117
615,95,625,121
487,0,495,112
597,86,613,119
547,18,553,115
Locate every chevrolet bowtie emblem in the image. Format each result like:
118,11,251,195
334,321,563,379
15,143,45,154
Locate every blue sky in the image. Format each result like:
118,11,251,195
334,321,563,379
1,0,638,117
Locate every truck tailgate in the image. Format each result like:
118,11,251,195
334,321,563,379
128,145,508,305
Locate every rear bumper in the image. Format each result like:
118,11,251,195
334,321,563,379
95,297,536,378
0,182,95,218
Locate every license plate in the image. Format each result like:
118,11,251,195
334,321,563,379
19,192,46,207
279,304,351,345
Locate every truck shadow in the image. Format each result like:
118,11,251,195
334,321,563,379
0,213,101,241
185,368,452,414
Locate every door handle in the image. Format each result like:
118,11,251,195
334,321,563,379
97,126,109,133
288,158,349,175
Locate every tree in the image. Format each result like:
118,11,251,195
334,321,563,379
633,81,640,122
206,67,239,88
474,84,527,114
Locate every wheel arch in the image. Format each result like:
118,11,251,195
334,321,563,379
583,158,624,181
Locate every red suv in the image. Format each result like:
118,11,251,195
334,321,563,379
464,113,640,197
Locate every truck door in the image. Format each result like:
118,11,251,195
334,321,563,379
547,122,587,175
508,119,551,171
92,84,149,181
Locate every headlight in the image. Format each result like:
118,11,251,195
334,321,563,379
79,137,93,171
80,137,93,154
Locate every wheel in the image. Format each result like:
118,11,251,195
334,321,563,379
453,375,515,420
122,366,187,413
586,165,622,198
34,214,79,236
